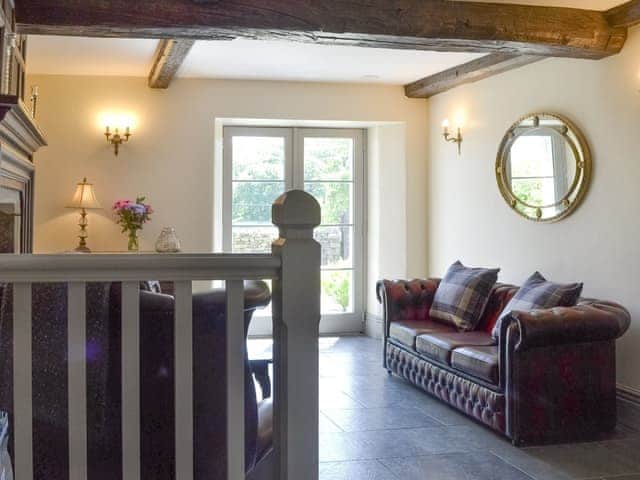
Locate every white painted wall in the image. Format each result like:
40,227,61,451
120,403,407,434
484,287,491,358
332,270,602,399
27,75,428,326
427,26,640,392
366,124,409,329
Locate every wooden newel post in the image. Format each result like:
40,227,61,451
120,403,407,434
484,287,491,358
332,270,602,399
271,190,321,480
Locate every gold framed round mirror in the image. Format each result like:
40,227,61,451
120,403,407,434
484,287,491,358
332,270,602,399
496,113,591,223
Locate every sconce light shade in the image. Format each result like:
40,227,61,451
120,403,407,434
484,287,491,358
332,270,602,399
67,177,102,209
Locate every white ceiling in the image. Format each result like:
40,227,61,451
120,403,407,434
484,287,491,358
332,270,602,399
27,36,485,85
459,0,624,9
179,40,484,84
27,36,158,77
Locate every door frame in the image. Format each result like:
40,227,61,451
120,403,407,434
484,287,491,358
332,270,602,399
222,125,366,335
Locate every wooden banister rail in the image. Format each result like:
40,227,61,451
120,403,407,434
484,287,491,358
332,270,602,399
0,189,321,480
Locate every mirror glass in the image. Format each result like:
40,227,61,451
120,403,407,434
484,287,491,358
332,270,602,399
496,113,591,222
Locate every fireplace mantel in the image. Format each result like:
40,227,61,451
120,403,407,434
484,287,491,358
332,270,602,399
0,95,47,160
0,95,47,252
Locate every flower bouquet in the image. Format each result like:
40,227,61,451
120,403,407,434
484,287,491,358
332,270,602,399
113,197,153,251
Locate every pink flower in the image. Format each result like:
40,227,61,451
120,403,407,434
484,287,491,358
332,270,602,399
112,199,131,210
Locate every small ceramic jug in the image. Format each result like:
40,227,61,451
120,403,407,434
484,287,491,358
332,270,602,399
0,411,13,480
155,227,181,253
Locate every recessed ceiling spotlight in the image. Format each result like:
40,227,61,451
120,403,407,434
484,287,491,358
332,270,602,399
361,74,381,80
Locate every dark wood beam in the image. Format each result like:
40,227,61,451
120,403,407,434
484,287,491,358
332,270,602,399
148,39,195,88
606,1,640,28
15,0,627,60
405,53,542,98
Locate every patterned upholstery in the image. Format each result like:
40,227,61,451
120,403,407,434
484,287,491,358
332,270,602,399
491,272,582,339
429,261,499,331
476,284,518,334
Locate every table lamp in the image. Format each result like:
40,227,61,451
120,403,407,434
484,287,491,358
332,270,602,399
66,177,102,252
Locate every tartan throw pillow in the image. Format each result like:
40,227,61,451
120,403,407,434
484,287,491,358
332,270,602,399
429,261,500,331
491,271,583,339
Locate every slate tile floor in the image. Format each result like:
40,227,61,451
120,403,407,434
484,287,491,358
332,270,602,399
249,335,640,480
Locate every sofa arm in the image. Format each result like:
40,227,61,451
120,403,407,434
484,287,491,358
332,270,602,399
376,278,440,336
500,300,630,445
501,300,630,351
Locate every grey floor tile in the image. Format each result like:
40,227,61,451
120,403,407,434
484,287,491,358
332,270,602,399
320,432,374,462
515,437,640,479
380,452,534,480
617,400,640,432
320,460,398,480
322,406,440,432
320,388,364,409
354,427,458,458
490,445,577,480
395,391,475,426
320,412,343,433
602,475,640,480
320,357,383,378
320,426,470,462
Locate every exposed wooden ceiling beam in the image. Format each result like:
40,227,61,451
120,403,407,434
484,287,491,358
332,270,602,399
405,53,542,98
148,39,195,88
606,0,640,28
15,0,627,60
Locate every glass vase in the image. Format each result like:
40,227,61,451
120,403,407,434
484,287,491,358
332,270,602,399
155,227,181,253
127,230,139,252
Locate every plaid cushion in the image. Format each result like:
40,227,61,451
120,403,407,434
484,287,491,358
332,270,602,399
491,271,583,338
429,261,500,331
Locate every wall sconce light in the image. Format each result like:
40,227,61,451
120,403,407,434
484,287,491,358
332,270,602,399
104,125,131,156
442,119,462,155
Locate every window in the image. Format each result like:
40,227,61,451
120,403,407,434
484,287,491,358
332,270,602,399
508,130,570,217
223,126,365,333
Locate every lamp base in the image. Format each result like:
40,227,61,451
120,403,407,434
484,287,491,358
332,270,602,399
74,208,92,253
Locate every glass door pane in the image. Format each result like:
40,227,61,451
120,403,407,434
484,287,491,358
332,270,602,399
224,128,291,254
224,127,293,325
300,131,362,320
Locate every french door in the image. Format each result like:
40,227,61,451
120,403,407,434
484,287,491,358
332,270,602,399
223,126,365,334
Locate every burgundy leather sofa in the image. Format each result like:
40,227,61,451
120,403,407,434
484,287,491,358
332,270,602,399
377,278,631,445
0,280,273,480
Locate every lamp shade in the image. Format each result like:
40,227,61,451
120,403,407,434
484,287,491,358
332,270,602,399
66,177,102,209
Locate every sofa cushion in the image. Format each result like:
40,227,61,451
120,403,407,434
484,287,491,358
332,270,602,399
492,272,583,339
416,331,496,365
451,345,499,385
389,319,454,349
476,284,519,334
430,261,500,331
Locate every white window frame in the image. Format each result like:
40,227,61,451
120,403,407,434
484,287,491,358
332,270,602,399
222,126,365,334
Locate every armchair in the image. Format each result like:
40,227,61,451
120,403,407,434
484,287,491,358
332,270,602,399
0,280,273,479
